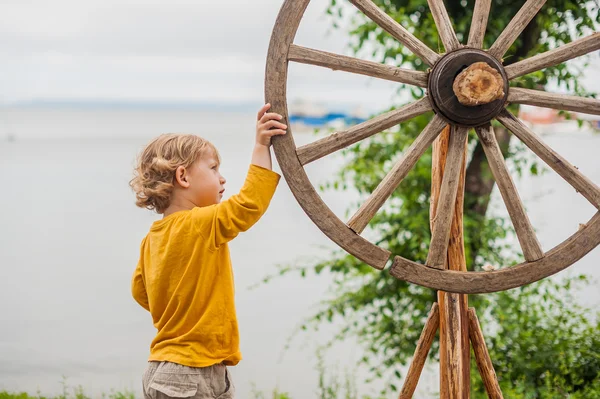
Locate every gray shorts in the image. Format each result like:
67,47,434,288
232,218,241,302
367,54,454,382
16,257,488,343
142,361,234,399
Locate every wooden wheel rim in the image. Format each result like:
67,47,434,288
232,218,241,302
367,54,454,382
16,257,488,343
264,0,600,294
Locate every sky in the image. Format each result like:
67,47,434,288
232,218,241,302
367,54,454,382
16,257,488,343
0,0,404,112
1,0,598,112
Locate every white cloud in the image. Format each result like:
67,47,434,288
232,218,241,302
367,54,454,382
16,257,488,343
0,0,288,55
0,0,404,111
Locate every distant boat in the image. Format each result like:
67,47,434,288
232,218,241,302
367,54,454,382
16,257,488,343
288,113,367,127
289,99,367,129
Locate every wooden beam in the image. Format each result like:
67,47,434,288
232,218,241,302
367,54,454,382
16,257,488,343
427,0,461,51
288,45,429,87
507,87,600,116
467,0,492,48
348,0,440,66
296,97,432,165
430,125,471,399
468,308,504,399
440,293,467,399
488,0,546,60
427,126,469,269
505,32,600,79
347,115,447,234
476,124,544,262
497,110,600,209
399,303,440,399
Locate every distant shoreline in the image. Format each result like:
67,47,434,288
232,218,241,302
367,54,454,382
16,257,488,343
0,100,260,112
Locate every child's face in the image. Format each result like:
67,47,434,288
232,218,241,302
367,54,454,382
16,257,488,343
187,151,226,207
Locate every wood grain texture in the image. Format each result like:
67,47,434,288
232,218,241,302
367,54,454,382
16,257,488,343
441,293,466,399
389,211,600,293
452,62,505,106
347,116,447,234
507,87,600,116
476,124,544,261
468,309,504,399
427,126,469,269
297,97,432,165
427,0,461,52
488,0,546,60
398,303,440,399
467,0,492,48
505,32,600,79
288,44,429,87
265,0,391,270
430,126,471,399
429,125,452,249
497,110,600,208
349,0,440,66
431,126,451,399
445,130,471,399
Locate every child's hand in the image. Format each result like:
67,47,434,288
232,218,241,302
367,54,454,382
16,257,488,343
256,103,287,147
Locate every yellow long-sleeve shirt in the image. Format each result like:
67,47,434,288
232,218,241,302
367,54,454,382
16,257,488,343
131,164,280,367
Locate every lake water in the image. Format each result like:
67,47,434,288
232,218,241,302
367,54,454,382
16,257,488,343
0,107,598,398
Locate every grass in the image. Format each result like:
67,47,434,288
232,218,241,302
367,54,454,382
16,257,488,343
0,378,135,399
0,353,361,399
0,390,135,399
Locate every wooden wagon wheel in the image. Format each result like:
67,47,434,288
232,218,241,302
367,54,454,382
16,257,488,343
264,0,600,295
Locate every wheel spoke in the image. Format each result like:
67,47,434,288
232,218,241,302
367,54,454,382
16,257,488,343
497,110,600,209
348,0,440,66
476,124,544,261
399,303,440,399
505,32,600,79
426,126,469,269
427,0,461,51
467,0,492,49
347,115,447,234
508,87,600,116
296,97,432,165
288,45,428,87
488,0,546,60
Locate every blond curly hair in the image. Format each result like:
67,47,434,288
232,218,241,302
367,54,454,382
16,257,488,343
130,133,219,214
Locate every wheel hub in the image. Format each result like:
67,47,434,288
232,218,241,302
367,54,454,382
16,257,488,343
428,48,509,127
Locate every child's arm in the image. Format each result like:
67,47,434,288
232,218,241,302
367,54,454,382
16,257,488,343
192,104,285,248
131,254,150,311
251,103,287,170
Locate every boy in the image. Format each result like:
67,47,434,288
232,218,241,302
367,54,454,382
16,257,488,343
130,104,287,399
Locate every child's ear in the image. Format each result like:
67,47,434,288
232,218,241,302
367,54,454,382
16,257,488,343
174,165,190,188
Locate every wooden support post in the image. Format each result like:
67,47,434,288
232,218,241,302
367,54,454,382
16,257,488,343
395,124,508,399
468,308,504,399
399,303,440,399
431,125,470,399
